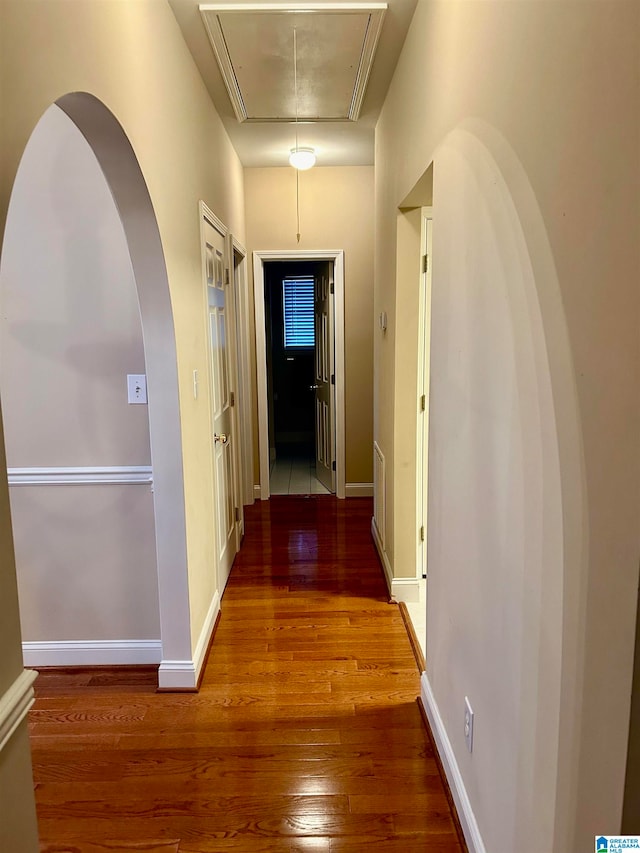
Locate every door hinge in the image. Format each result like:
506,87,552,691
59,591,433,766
420,394,426,411
330,281,334,295
235,507,240,522
422,254,429,274
420,525,425,542
230,391,235,407
332,460,336,471
225,268,230,286
331,374,335,385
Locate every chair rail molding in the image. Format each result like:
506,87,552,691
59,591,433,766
7,466,153,486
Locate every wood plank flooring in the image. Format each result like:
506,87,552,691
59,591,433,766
29,495,464,853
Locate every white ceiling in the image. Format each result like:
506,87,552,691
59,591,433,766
169,0,418,167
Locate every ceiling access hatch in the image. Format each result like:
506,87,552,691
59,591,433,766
199,3,387,123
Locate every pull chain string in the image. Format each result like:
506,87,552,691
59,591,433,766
294,27,299,151
296,169,301,243
294,26,301,243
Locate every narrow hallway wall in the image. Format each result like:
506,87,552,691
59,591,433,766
375,2,640,851
0,0,247,685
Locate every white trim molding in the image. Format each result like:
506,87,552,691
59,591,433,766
345,482,374,497
371,516,393,596
0,669,38,753
390,577,421,603
421,672,486,853
158,659,197,691
192,591,221,685
22,640,161,668
7,466,153,486
158,591,221,691
253,484,262,500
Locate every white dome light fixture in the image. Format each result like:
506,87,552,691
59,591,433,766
289,146,316,170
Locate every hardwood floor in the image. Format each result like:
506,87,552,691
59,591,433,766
29,496,464,853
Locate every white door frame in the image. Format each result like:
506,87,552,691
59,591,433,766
253,249,345,500
231,237,254,510
417,208,433,580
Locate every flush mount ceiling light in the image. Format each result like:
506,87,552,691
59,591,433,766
289,146,316,170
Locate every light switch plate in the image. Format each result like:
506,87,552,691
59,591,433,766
127,374,147,404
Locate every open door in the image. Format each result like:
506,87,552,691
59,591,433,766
314,262,335,493
202,207,239,593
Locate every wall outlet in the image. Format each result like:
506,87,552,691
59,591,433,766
464,696,474,753
127,374,147,404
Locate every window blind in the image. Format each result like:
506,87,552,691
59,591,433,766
283,277,314,348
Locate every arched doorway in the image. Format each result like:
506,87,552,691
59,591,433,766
0,93,192,689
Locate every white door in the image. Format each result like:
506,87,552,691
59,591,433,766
417,210,433,582
314,262,335,492
204,214,238,592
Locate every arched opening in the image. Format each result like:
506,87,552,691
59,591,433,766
413,122,586,852
0,93,192,688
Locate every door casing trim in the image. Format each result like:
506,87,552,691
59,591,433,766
253,249,345,500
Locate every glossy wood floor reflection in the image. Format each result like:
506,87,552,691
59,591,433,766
30,496,464,853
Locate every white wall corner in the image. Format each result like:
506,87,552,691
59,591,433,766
192,590,221,685
421,672,486,853
22,640,162,668
371,516,393,597
345,482,374,497
390,577,421,603
158,591,220,691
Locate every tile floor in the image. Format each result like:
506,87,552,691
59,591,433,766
269,454,331,495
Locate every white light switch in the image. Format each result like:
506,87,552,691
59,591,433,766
127,374,147,404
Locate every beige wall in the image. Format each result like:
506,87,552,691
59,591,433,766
244,166,374,487
376,1,639,851
0,0,246,668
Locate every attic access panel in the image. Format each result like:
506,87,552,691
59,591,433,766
199,3,387,122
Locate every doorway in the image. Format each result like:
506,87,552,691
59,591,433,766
263,261,331,496
253,250,346,500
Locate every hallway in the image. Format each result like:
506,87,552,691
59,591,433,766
29,496,463,852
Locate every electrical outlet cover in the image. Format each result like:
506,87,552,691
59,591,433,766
464,696,474,753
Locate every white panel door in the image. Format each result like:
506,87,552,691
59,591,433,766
204,217,237,591
314,262,335,493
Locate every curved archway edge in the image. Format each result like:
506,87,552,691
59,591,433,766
52,92,193,687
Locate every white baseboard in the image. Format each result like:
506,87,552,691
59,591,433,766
371,517,393,596
192,590,221,684
0,669,38,753
421,672,486,853
345,482,374,497
158,591,221,691
22,639,161,667
390,577,422,603
158,658,197,690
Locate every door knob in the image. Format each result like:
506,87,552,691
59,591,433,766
310,384,320,390
214,433,228,444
